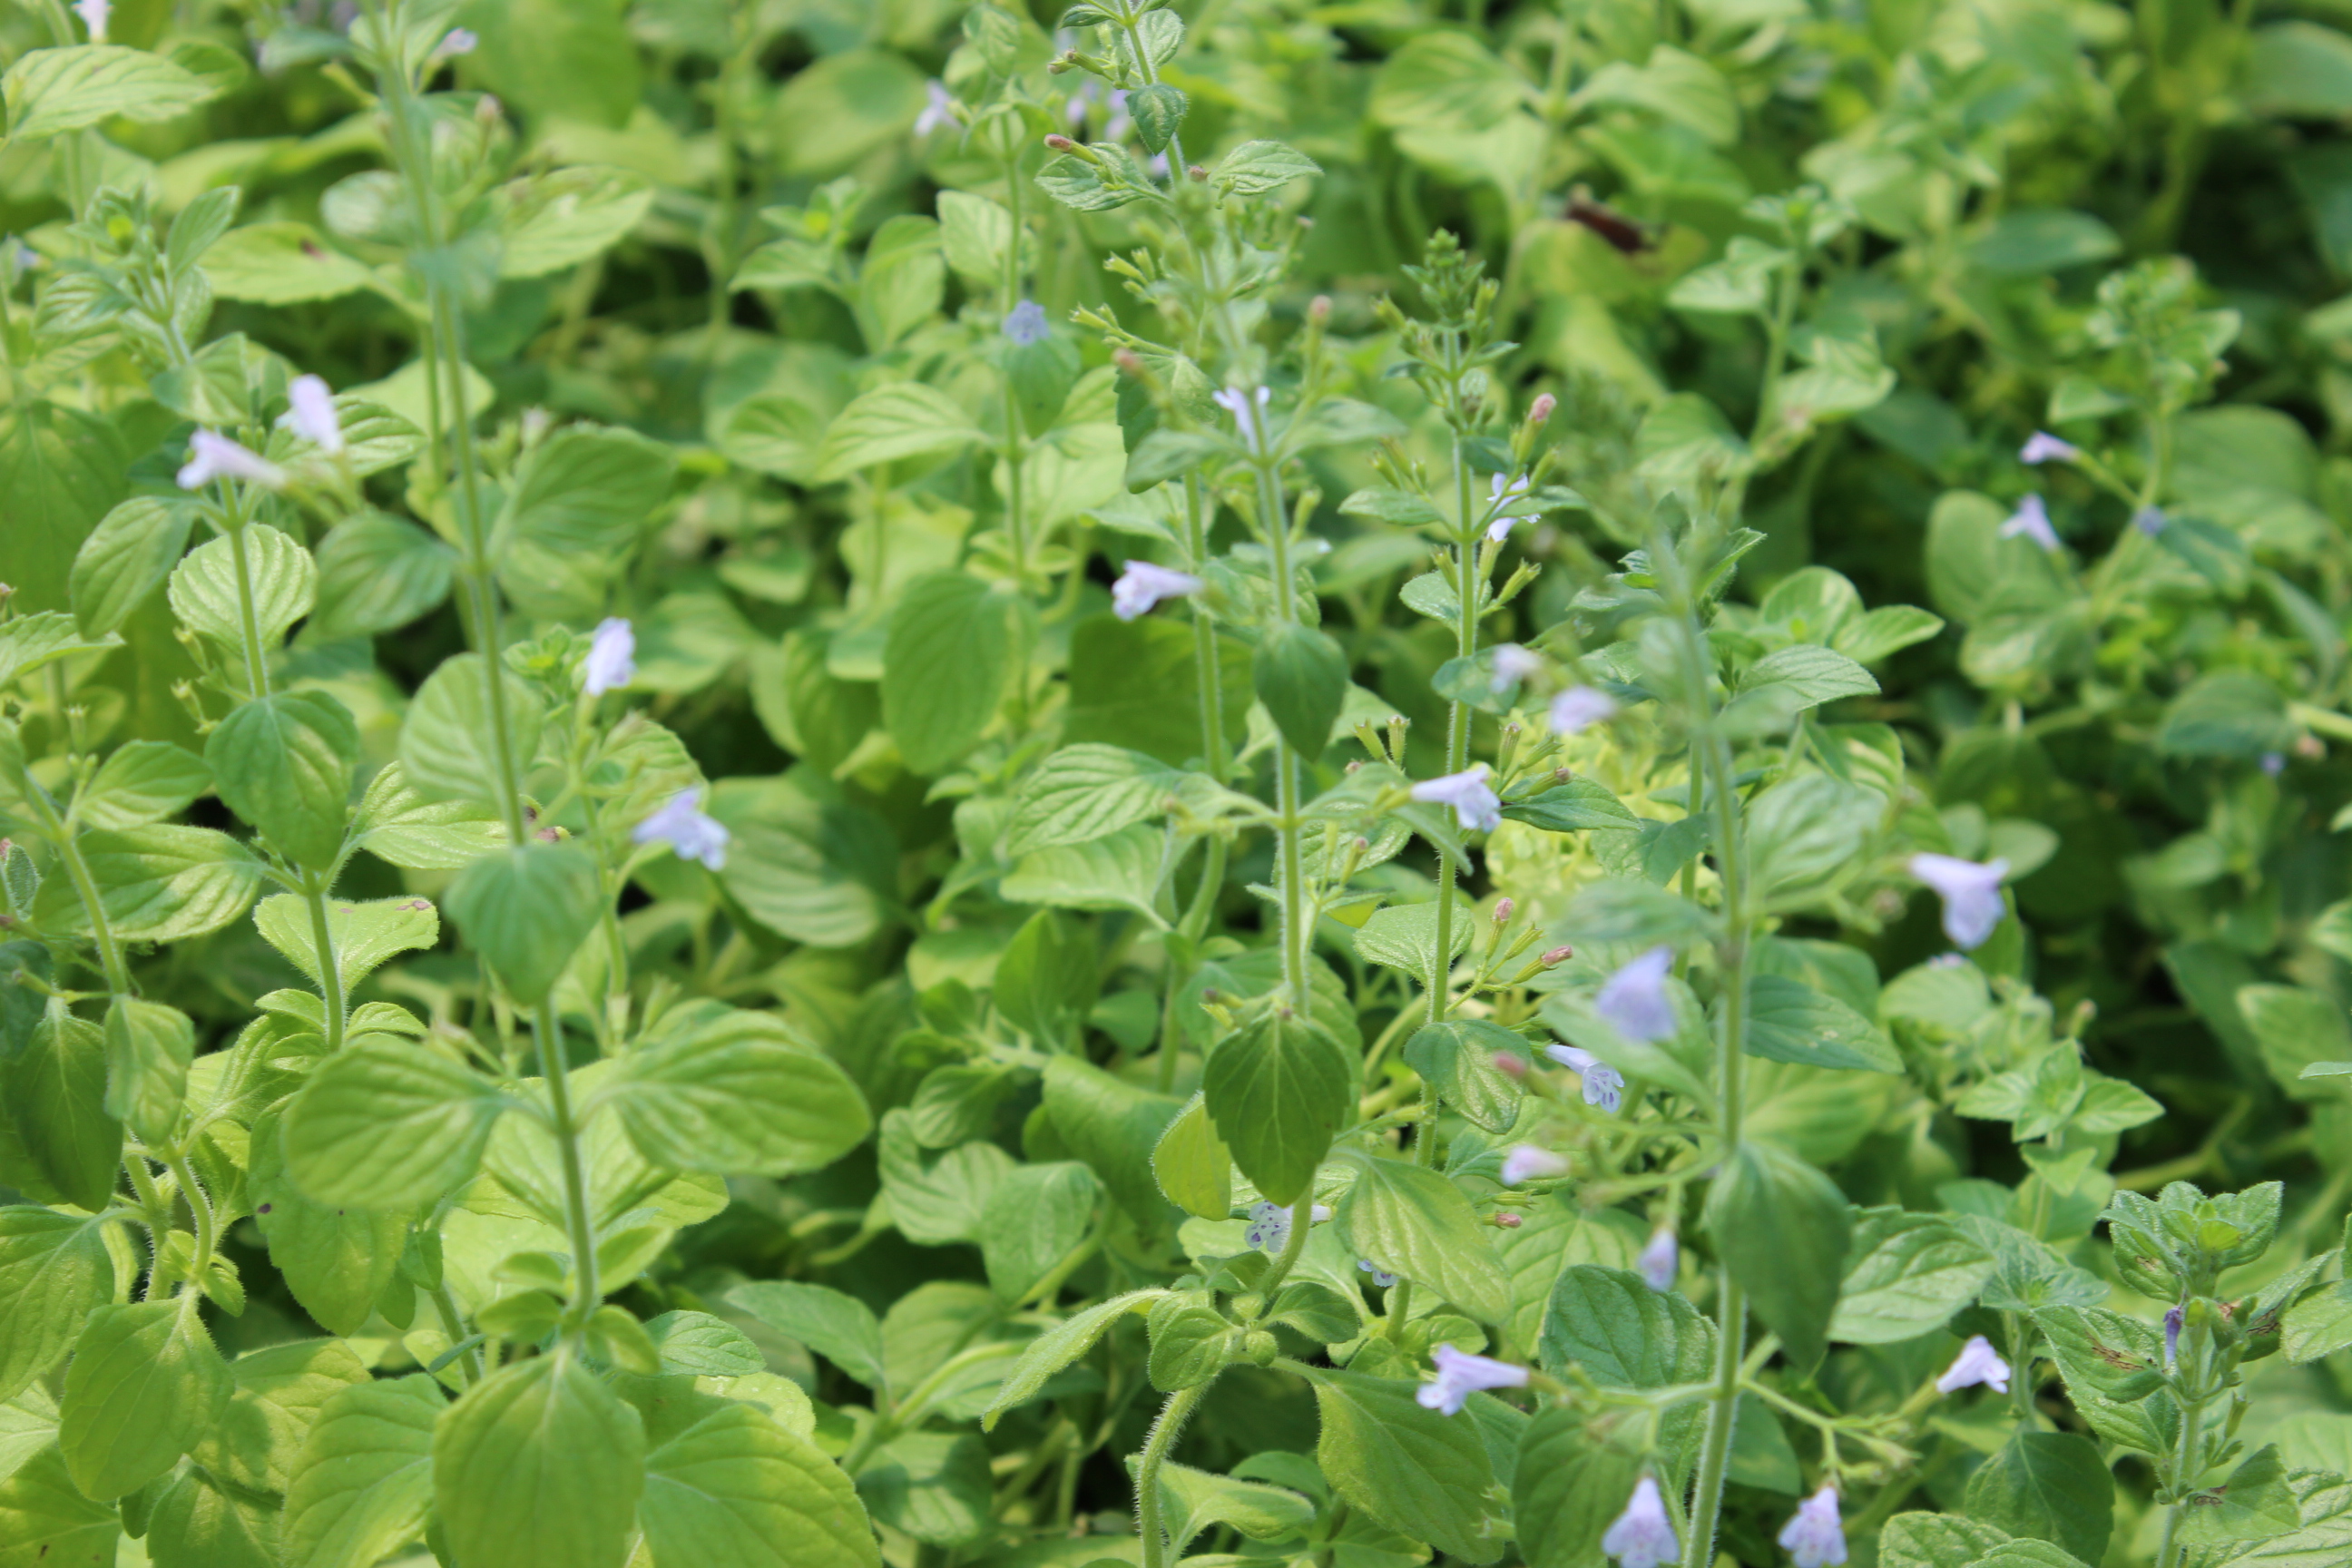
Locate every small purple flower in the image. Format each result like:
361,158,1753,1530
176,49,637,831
1778,1485,1847,1568
1105,88,1132,141
176,430,285,491
633,788,730,871
2133,505,2167,536
1416,1343,1529,1415
1244,1200,1328,1253
1500,1145,1569,1186
2019,431,2080,466
427,26,476,64
277,374,344,455
72,0,107,43
1549,685,1617,736
1111,561,1201,622
1595,946,1676,1043
1907,853,2009,951
1999,494,2062,552
1543,1044,1625,1114
1490,643,1543,694
1601,1476,1679,1568
2165,1305,2184,1369
1147,151,1171,180
1485,473,1542,544
2261,751,2286,778
1409,764,1503,833
1212,385,1270,453
1638,1229,1678,1292
1063,79,1097,127
914,79,956,137
1928,952,1968,969
1002,300,1051,345
1936,1334,2011,1394
1358,1258,1398,1289
583,617,634,697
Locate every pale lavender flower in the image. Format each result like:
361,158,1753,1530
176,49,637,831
2262,751,2286,778
1111,561,1201,622
2019,431,2079,466
1639,1229,1678,1292
633,788,730,871
1490,643,1543,694
72,0,107,43
1500,1145,1570,1186
1212,385,1270,453
1002,300,1050,345
1595,946,1676,1043
1106,88,1132,141
1409,764,1502,833
914,79,956,137
1243,1200,1329,1253
1907,853,2009,950
1936,1334,2011,1394
1550,685,1617,736
2165,1305,2184,1369
1358,1258,1397,1289
1543,1044,1625,1114
521,407,553,443
1999,494,2062,552
427,26,476,63
1928,952,1968,969
2133,505,2167,536
583,617,634,696
1485,472,1542,543
276,374,344,455
1778,1485,1847,1568
1416,1343,1529,1415
1601,1476,1679,1568
1147,151,1171,180
176,430,286,491
1063,78,1097,126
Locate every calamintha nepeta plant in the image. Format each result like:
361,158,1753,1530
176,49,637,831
8,0,2352,1566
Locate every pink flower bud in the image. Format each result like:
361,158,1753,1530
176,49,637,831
1491,1211,1523,1229
1310,294,1332,322
1187,164,1208,181
1529,393,1556,424
1493,898,1514,925
1044,133,1075,152
1492,1051,1526,1078
1541,946,1573,965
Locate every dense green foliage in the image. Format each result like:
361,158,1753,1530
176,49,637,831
12,0,2352,1565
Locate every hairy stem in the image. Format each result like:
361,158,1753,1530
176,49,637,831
1135,1379,1214,1568
302,879,348,1053
532,997,602,1320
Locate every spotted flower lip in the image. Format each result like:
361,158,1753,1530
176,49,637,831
1500,1145,1569,1186
1595,946,1677,1044
583,617,635,697
1601,1475,1678,1568
278,374,344,455
1907,853,2010,950
1111,561,1202,622
2000,493,2062,552
1409,764,1503,833
632,788,730,872
1549,684,1616,736
1936,1334,2011,1394
1357,1258,1397,1288
176,430,286,492
1243,1200,1331,1253
1002,300,1051,345
1777,1484,1847,1568
1415,1343,1529,1415
1543,1044,1625,1114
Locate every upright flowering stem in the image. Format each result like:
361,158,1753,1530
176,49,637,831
1426,430,1479,1038
1000,152,1030,590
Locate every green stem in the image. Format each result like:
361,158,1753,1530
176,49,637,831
1257,458,1310,1010
430,1283,485,1386
160,1147,218,1295
303,879,348,1053
1259,1191,1315,1297
51,826,130,995
1183,472,1225,778
531,998,601,1321
1135,1380,1214,1568
1001,153,1030,590
222,508,273,701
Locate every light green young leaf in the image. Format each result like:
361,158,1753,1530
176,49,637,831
101,995,192,1144
730,1281,887,1388
1203,1010,1354,1206
60,1295,232,1500
396,652,546,814
641,1402,881,1568
168,524,316,659
1210,139,1323,195
206,690,360,869
1742,974,1902,1073
0,612,116,691
350,762,505,871
1152,1094,1233,1220
496,165,656,277
642,1312,764,1377
877,1110,1016,1246
1702,1139,1851,1367
883,571,1016,775
0,1208,113,1404
813,383,986,481
434,1350,645,1568
1355,901,1475,977
250,1104,413,1338
1719,642,1878,733
982,1289,1169,1428
0,1445,117,1566
252,893,440,995
1402,1019,1526,1134
201,221,377,302
74,740,210,831
146,1465,280,1568
1339,1155,1511,1323
32,824,261,943
69,496,196,638
1302,1366,1504,1563
189,1337,369,1496
1829,1209,1996,1344
1004,743,1183,855
498,426,678,556
4,45,220,139
281,1038,508,1209
598,1008,872,1177
980,1161,1100,1302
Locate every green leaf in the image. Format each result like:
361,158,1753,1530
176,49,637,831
730,1282,887,1389
813,383,986,481
1879,1513,2015,1568
0,400,128,616
101,995,191,1144
981,1161,1100,1301
2240,985,2352,1102
1147,1294,1231,1390
1063,612,1251,765
1129,82,1189,153
4,45,220,139
458,0,642,128
1501,779,1642,833
351,763,505,871
1369,32,1524,132
1962,1430,2115,1566
884,572,1016,775
1203,1009,1354,1206
0,1209,113,1404
1006,743,1181,855
1829,1209,1996,1344
642,1312,763,1377
1301,1366,1504,1563
75,740,210,831
1211,139,1323,195
434,1349,646,1568
2246,21,2352,116
856,1428,993,1545
32,824,261,943
2158,671,2296,760
69,497,194,638
309,514,456,640
206,691,359,869
167,523,316,663
60,1296,232,1499
1403,1019,1527,1134
641,1403,881,1568
995,911,1100,1046
0,1445,117,1567
396,652,545,815
1743,974,1902,1073
446,843,603,1006
0,613,115,693
1153,1094,1233,1220
877,1111,1015,1246
1041,1054,1181,1223
252,893,440,996
599,1007,872,1176
250,1105,411,1338
1338,1155,1511,1323
4,1004,120,1210
147,1465,279,1568
1253,622,1350,756
1720,642,1878,732
1702,1139,1851,1367
499,426,677,556
982,1290,1168,1428
1538,1264,1716,1387
496,165,655,278
1355,901,1475,977
281,1037,507,1209
2284,1279,2352,1363
202,221,377,302
1513,1404,1650,1568
188,1337,370,1497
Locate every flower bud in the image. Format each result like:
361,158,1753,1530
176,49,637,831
1541,945,1573,965
1492,1050,1526,1078
1044,133,1075,152
1528,393,1555,425
1113,348,1145,376
1491,1211,1522,1230
1493,898,1514,926
1309,294,1331,323
1187,163,1208,181
1244,1330,1279,1365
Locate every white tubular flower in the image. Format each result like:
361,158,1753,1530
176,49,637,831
1489,643,1543,693
1549,684,1617,736
428,26,477,63
1936,1334,2012,1394
1500,1145,1570,1186
632,788,730,872
277,374,345,455
1601,1476,1679,1568
1415,1344,1529,1415
1596,946,1676,1043
1243,1200,1328,1253
176,430,286,492
1212,385,1270,453
1357,1258,1398,1288
1638,1228,1678,1292
1485,473,1541,543
1907,853,2010,950
583,617,635,696
1111,561,1202,622
1543,1044,1625,1114
915,79,956,136
1409,763,1502,833
1777,1485,1847,1568
2019,431,2080,465
1999,494,2061,552
73,0,107,43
